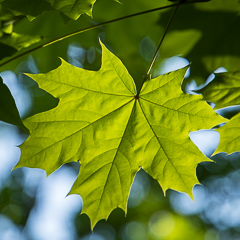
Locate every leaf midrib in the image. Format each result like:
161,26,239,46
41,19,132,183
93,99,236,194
93,101,137,220
140,97,212,119
138,99,189,189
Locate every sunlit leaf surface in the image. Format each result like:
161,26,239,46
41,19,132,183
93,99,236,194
16,42,225,228
198,71,240,155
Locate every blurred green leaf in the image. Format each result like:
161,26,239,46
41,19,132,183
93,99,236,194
196,0,240,12
0,76,27,130
215,113,240,155
47,0,96,19
0,43,17,60
168,0,211,2
0,5,43,61
158,29,202,59
0,0,117,21
197,71,240,155
157,1,240,83
0,32,42,50
0,0,52,20
0,23,13,35
0,32,43,61
197,71,240,109
0,169,36,226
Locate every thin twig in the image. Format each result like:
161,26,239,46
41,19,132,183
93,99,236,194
146,5,180,77
0,2,184,68
138,3,181,94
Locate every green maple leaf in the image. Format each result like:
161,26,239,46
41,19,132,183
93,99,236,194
198,71,240,154
16,42,225,228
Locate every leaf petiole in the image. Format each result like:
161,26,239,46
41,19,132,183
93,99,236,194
139,2,181,94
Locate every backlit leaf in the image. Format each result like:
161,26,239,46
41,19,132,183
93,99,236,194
197,71,240,109
47,0,96,19
0,32,43,61
0,0,116,20
198,71,240,155
16,42,225,228
0,32,42,50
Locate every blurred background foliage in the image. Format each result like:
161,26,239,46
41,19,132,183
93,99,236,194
1,0,240,239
